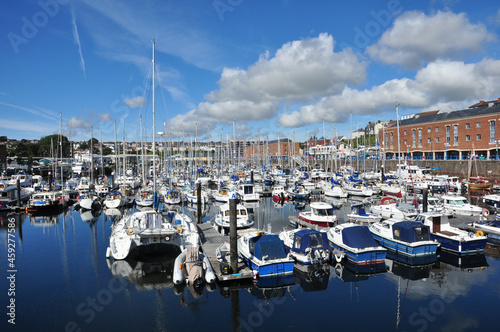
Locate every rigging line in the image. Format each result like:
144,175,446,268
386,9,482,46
153,63,170,122
136,65,153,128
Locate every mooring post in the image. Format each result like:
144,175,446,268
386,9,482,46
381,165,385,183
251,170,254,184
423,188,428,213
229,197,238,273
197,181,202,224
17,179,21,207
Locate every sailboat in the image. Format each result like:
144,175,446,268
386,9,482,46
107,40,179,260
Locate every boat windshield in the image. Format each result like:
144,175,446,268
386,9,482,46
314,208,334,216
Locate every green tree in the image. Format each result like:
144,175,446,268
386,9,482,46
38,134,70,158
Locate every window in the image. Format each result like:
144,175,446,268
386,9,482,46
466,123,470,129
412,129,416,147
477,122,481,128
418,128,422,147
436,137,440,143
454,124,458,145
404,140,407,145
477,134,481,140
436,126,439,132
490,120,495,143
446,126,450,144
466,135,470,141
427,127,431,133
404,130,407,135
427,138,431,143
390,132,393,148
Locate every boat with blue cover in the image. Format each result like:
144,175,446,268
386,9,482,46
368,219,439,257
279,228,331,264
414,212,487,254
237,231,294,277
327,223,386,265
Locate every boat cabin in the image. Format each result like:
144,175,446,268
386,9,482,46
390,221,431,242
290,229,329,254
248,234,287,261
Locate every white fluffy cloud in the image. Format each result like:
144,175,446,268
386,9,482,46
278,58,500,127
167,33,367,136
367,11,495,69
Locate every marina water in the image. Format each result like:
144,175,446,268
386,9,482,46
1,196,499,331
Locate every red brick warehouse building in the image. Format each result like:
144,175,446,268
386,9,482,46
379,98,500,160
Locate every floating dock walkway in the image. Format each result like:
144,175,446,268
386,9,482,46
197,222,255,284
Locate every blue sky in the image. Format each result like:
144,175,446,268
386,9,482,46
1,0,500,143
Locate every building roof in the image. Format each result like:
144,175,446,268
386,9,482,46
399,101,500,127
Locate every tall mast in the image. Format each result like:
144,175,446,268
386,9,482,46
152,39,157,196
90,125,94,185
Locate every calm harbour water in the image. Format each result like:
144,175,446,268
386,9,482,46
1,196,500,332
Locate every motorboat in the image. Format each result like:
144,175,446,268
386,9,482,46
279,228,331,264
347,202,382,225
106,210,180,260
0,181,32,211
297,202,338,228
472,219,500,244
237,231,294,277
287,184,309,200
482,194,500,212
236,183,260,202
25,191,66,214
370,197,418,220
414,212,487,255
441,194,485,217
368,219,439,257
271,185,289,201
213,203,254,234
327,223,386,265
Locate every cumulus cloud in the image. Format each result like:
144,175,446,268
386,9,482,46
367,11,495,69
207,33,366,103
278,58,500,127
166,33,367,136
124,96,147,108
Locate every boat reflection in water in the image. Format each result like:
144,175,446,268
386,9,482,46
437,251,489,272
333,261,386,283
385,252,437,281
29,213,59,226
293,263,330,292
107,252,177,291
249,273,296,300
80,208,101,223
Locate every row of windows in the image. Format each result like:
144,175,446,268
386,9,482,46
402,135,484,146
394,120,496,148
403,121,484,136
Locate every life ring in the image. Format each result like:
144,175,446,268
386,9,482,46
126,227,134,235
476,230,485,237
482,209,490,218
176,225,183,234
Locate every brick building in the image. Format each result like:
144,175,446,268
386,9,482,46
242,139,300,160
379,99,500,160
